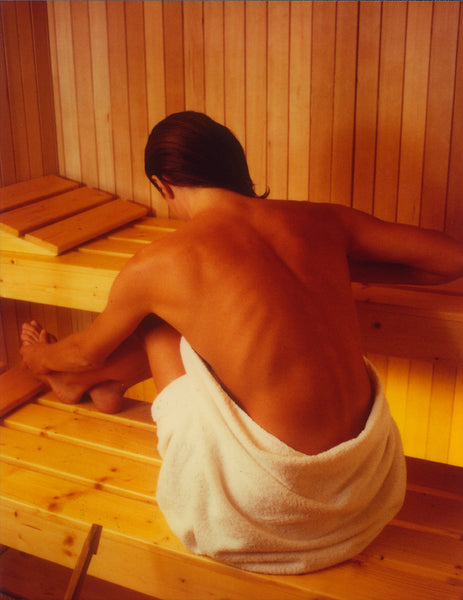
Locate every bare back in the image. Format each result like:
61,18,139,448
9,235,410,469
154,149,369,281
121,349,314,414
142,195,372,455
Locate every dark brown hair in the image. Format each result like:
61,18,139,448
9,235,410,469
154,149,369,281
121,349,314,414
145,111,268,198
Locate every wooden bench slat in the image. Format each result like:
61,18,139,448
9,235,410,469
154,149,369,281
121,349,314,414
134,216,183,231
3,402,159,463
1,467,460,600
406,455,463,496
0,367,46,417
78,238,147,257
108,226,171,243
36,392,155,430
0,175,79,213
1,390,462,600
0,462,176,547
24,199,148,255
0,427,158,503
0,187,114,236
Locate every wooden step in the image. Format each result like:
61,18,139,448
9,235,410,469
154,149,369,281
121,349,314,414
1,389,461,600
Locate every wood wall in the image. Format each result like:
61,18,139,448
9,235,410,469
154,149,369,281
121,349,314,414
1,0,463,466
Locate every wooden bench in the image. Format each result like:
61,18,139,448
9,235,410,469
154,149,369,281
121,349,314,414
1,176,462,597
1,385,462,600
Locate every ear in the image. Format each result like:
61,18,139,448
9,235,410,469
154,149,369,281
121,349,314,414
150,176,174,199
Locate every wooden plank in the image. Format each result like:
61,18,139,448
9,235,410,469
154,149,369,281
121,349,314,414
1,472,461,600
107,0,133,205
144,0,167,216
267,1,290,200
70,1,99,190
352,1,381,215
88,0,115,195
163,0,185,114
78,238,147,258
309,1,336,204
385,356,409,434
30,0,59,177
3,402,158,463
331,1,358,207
0,187,114,237
0,547,158,600
0,249,125,311
396,2,432,226
445,4,463,242
403,360,433,459
245,0,268,173
1,2,30,181
0,175,79,214
288,0,311,201
0,6,16,186
53,0,81,181
183,0,205,112
15,1,43,179
224,1,246,146
0,427,158,504
373,1,407,222
108,226,171,243
406,455,463,497
0,366,46,417
449,368,463,467
426,362,456,464
46,0,65,175
24,200,148,255
125,1,149,206
356,302,463,365
421,1,460,232
204,1,225,124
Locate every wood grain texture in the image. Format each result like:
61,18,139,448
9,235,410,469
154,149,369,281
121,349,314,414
0,389,461,598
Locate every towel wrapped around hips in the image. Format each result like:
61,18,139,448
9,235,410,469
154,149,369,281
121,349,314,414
151,337,406,575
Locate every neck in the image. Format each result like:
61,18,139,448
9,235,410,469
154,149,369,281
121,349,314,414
169,186,247,220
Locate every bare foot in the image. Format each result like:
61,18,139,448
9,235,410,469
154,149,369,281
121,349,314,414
21,320,57,345
20,321,125,413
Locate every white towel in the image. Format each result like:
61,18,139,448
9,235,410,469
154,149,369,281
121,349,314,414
152,337,406,575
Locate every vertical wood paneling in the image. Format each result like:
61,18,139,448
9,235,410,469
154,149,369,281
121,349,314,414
53,1,81,181
15,2,44,179
288,1,311,201
163,1,184,114
309,1,336,204
107,1,133,202
125,1,149,204
374,1,407,222
396,2,432,226
88,1,115,194
446,6,463,242
224,1,246,145
71,1,98,189
331,1,358,206
352,1,381,214
204,1,225,124
245,0,267,196
2,2,31,182
144,0,167,215
183,1,205,112
267,1,290,200
420,1,460,232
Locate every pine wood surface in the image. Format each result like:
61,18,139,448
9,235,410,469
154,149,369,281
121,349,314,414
0,176,148,255
0,388,461,600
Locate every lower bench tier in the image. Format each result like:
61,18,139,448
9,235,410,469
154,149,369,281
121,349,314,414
1,390,462,600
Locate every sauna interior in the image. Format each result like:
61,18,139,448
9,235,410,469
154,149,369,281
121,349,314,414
0,1,462,597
